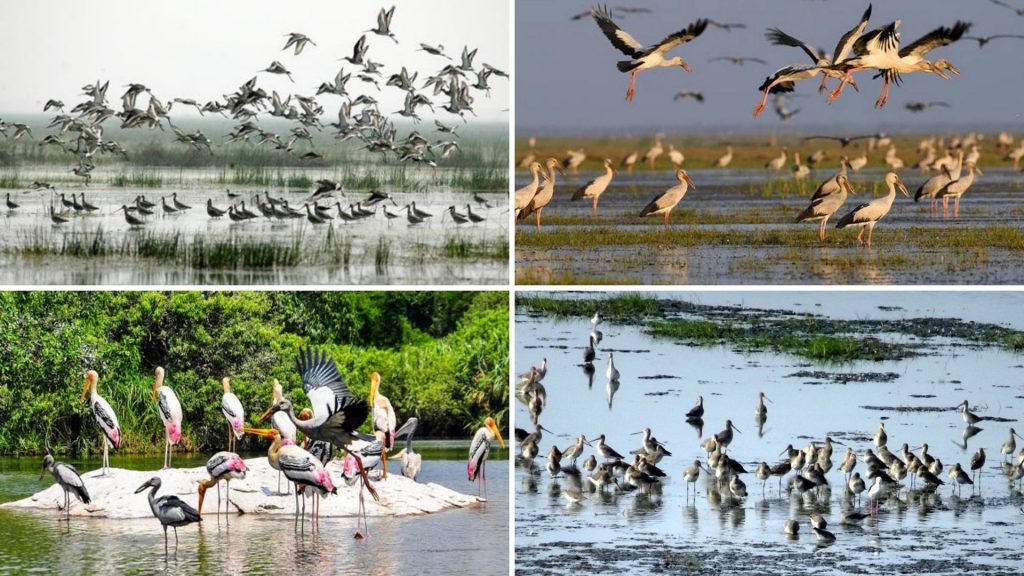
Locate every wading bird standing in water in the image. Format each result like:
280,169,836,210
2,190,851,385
468,417,505,501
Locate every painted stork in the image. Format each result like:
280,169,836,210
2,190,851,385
40,454,90,521
571,158,615,216
268,379,298,494
591,5,709,102
135,477,201,554
639,169,695,229
828,20,971,108
369,371,396,478
468,417,505,501
245,426,338,522
836,171,908,248
259,348,377,503
80,370,120,476
197,452,248,516
152,367,182,469
220,377,244,452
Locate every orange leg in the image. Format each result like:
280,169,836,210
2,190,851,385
534,208,541,232
626,70,638,102
753,87,770,117
662,211,670,230
866,225,875,249
856,228,865,245
954,196,961,219
592,197,598,217
943,196,950,219
874,76,891,109
828,68,863,102
818,74,830,94
818,220,826,242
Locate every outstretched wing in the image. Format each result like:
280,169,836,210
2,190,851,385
833,3,873,62
593,5,645,57
899,21,971,58
296,347,369,432
766,28,822,63
854,21,900,57
648,19,709,56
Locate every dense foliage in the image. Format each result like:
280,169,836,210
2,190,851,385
0,291,508,455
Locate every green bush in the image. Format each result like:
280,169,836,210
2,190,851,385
0,291,508,455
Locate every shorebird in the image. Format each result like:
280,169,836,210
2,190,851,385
765,148,787,171
957,400,983,425
40,454,91,521
606,352,620,382
515,161,543,217
639,168,695,229
948,462,973,496
368,6,398,43
1002,429,1023,461
686,395,704,420
672,90,704,102
518,158,562,231
836,172,907,248
282,32,316,55
715,146,733,168
591,6,709,102
588,434,624,461
754,392,771,418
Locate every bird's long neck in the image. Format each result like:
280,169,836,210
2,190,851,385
146,485,160,516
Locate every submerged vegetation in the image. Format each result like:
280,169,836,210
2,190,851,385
0,291,509,455
517,294,1024,361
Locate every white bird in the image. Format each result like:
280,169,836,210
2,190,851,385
606,352,620,382
571,158,616,216
791,153,810,179
915,150,964,215
715,146,734,168
152,367,183,469
80,370,120,476
515,161,544,217
935,162,981,219
592,6,709,102
836,172,908,248
220,377,245,452
639,169,696,229
796,174,856,241
766,148,788,171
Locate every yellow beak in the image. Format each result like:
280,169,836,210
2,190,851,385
80,378,90,402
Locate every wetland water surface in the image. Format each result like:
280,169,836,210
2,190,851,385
0,165,507,285
515,167,1024,285
0,445,508,576
515,293,1024,575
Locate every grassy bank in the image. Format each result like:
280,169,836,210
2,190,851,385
517,294,1024,361
0,291,508,455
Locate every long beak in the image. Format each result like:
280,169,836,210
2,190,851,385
1015,431,1024,440
80,379,90,402
764,395,773,404
244,426,276,438
732,424,742,434
258,407,274,423
974,166,984,176
897,180,909,197
947,64,961,76
844,179,857,196
684,173,696,189
629,431,643,436
134,481,151,494
489,421,506,449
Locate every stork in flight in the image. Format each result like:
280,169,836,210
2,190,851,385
591,5,709,102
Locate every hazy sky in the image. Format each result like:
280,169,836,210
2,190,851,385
517,0,1024,134
0,0,509,122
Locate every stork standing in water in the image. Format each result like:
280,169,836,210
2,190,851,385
152,367,182,469
639,169,696,229
468,417,505,501
197,452,248,516
135,477,201,554
80,370,120,476
220,377,244,452
370,372,396,478
572,158,616,217
518,158,563,231
836,172,908,248
40,454,90,521
795,174,856,241
515,161,543,218
591,6,709,102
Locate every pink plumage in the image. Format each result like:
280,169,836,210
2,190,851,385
166,422,181,444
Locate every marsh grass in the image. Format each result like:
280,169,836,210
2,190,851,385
517,294,661,320
516,225,1024,252
375,237,392,274
111,170,163,188
443,237,509,259
0,174,23,189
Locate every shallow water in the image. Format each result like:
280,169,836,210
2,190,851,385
515,294,1024,575
0,165,507,285
0,446,508,576
515,167,1024,285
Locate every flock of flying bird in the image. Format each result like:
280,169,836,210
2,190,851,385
0,5,507,228
39,348,505,553
579,2,1020,116
516,312,1024,545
